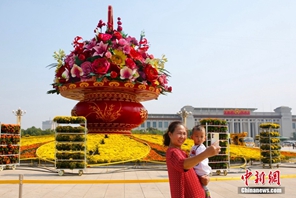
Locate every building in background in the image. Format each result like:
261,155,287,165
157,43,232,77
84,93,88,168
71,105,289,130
138,113,181,132
135,106,296,139
42,120,53,130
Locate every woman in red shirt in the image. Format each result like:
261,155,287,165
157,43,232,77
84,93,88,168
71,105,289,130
164,121,220,198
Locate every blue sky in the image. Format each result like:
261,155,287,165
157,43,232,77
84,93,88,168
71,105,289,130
1,0,295,129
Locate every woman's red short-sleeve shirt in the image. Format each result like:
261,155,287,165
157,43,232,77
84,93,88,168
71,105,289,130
166,147,205,198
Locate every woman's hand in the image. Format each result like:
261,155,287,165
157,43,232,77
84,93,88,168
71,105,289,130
200,175,210,186
205,141,221,157
183,141,221,170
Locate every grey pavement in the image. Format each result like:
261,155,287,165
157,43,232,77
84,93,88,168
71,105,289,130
0,162,295,198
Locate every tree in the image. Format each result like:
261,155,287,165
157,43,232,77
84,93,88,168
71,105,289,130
146,127,164,135
21,127,54,136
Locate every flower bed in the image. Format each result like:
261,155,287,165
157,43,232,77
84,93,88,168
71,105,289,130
20,135,54,159
130,135,166,162
21,134,296,164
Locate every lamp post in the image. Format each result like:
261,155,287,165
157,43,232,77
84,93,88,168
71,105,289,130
12,108,26,126
177,108,192,127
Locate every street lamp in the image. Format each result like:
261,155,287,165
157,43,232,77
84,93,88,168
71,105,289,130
12,108,26,126
177,108,192,127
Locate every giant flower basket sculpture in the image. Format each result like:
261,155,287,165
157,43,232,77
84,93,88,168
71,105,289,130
47,6,172,134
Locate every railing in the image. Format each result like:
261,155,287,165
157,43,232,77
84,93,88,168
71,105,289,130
0,174,169,198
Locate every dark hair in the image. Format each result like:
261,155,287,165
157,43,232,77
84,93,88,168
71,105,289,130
190,125,205,136
163,121,184,146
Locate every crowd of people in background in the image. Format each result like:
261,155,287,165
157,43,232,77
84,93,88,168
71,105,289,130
282,141,296,149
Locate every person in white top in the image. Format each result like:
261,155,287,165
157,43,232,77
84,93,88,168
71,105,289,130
190,125,212,198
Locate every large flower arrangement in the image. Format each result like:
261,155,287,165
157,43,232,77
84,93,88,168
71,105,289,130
48,8,172,95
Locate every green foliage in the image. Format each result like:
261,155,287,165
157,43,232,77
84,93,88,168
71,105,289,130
132,128,165,135
21,127,54,136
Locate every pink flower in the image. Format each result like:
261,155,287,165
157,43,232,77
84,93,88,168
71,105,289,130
120,66,139,81
118,38,128,46
123,45,131,54
92,58,110,75
166,86,172,92
158,74,168,85
61,69,70,82
120,66,133,80
105,51,112,58
65,53,75,67
84,38,97,51
93,41,108,56
71,64,83,78
80,61,93,80
126,36,139,46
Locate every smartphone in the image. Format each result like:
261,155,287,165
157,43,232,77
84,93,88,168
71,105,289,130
210,133,219,145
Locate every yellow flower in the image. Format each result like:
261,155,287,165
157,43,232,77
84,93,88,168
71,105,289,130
111,49,126,66
53,49,65,69
145,54,167,71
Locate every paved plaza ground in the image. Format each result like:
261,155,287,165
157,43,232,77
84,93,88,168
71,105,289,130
0,146,295,198
0,161,295,198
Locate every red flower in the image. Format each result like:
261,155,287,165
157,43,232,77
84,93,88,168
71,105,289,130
113,31,122,40
98,33,112,42
144,64,158,82
78,54,86,61
139,38,149,52
55,67,68,83
129,48,143,61
109,63,120,73
125,58,137,69
72,36,84,51
110,71,118,78
91,58,110,75
139,38,147,45
97,20,106,29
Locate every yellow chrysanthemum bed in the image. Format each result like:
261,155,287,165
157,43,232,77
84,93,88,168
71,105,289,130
36,134,150,165
26,134,296,165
